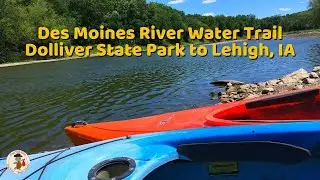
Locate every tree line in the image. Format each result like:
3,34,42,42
0,0,319,63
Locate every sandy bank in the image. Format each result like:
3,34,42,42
0,54,99,68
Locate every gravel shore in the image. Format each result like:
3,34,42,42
212,67,320,103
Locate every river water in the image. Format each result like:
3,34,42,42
0,37,320,155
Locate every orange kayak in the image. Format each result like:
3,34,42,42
65,86,320,145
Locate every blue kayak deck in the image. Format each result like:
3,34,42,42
0,122,320,180
145,159,320,180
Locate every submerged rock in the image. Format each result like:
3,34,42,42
211,80,245,86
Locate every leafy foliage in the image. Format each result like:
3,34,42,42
0,0,318,63
309,0,320,26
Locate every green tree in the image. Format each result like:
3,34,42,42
310,0,320,27
0,0,74,63
0,0,318,63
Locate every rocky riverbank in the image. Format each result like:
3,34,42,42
212,67,320,103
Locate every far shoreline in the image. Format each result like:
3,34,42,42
0,39,245,68
1,31,319,68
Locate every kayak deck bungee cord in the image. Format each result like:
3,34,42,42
0,137,127,180
1,122,320,180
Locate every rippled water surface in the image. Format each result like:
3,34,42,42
0,38,320,155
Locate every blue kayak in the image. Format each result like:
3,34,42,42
1,122,320,180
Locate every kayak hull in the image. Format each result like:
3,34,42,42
65,86,320,145
65,105,221,145
65,126,138,145
2,122,320,180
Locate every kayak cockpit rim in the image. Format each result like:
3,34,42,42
205,86,320,124
88,157,136,180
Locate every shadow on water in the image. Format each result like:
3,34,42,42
0,38,320,155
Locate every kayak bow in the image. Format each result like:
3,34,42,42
65,86,320,145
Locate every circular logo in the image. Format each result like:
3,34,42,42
6,150,30,174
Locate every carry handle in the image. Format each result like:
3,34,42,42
70,121,88,127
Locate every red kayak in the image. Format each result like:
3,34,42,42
65,86,320,145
